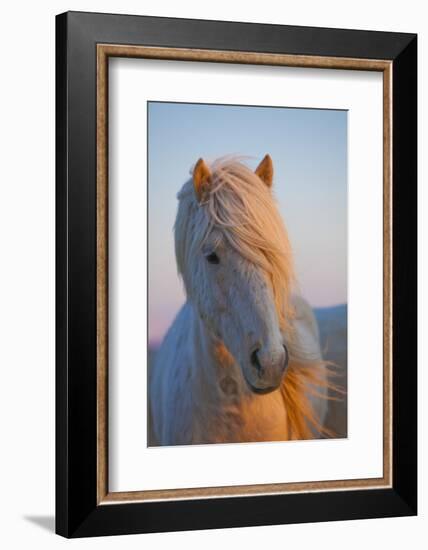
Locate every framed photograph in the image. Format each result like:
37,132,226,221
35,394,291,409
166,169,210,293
56,11,417,537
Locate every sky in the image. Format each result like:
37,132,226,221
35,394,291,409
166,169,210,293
148,102,347,346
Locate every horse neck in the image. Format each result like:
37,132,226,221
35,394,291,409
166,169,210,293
187,301,291,442
188,303,240,400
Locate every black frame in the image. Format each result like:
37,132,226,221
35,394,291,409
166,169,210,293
56,11,417,538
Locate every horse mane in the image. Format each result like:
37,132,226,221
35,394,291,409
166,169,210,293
175,156,341,440
281,361,342,439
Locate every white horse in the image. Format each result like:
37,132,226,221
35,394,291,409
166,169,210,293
149,155,336,446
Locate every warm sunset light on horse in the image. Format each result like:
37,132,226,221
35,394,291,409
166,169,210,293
149,156,342,445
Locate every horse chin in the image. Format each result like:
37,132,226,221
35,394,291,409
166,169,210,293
244,376,281,395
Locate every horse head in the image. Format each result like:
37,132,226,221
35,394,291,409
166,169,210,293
175,155,294,394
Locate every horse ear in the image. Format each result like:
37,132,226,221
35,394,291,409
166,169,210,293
193,158,212,202
255,154,273,187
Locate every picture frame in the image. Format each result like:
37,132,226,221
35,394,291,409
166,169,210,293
56,11,417,538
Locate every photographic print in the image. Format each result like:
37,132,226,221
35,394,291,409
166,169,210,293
57,14,417,536
148,101,347,446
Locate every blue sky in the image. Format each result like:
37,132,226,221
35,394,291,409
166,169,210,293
148,102,347,345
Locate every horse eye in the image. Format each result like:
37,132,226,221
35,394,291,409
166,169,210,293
206,252,220,264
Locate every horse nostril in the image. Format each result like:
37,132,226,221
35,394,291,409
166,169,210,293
283,345,289,370
251,349,262,373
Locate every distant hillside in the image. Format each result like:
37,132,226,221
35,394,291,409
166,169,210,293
314,304,348,437
314,304,347,367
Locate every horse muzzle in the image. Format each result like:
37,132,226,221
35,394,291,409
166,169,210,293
245,344,289,394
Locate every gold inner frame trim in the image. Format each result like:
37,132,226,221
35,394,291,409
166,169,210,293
96,44,393,505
